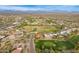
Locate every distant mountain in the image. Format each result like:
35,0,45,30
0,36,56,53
0,10,79,14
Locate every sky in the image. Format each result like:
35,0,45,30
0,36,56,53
0,5,79,12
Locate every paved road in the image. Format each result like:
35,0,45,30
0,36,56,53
27,34,36,53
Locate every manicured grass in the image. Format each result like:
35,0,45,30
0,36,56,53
35,35,79,53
